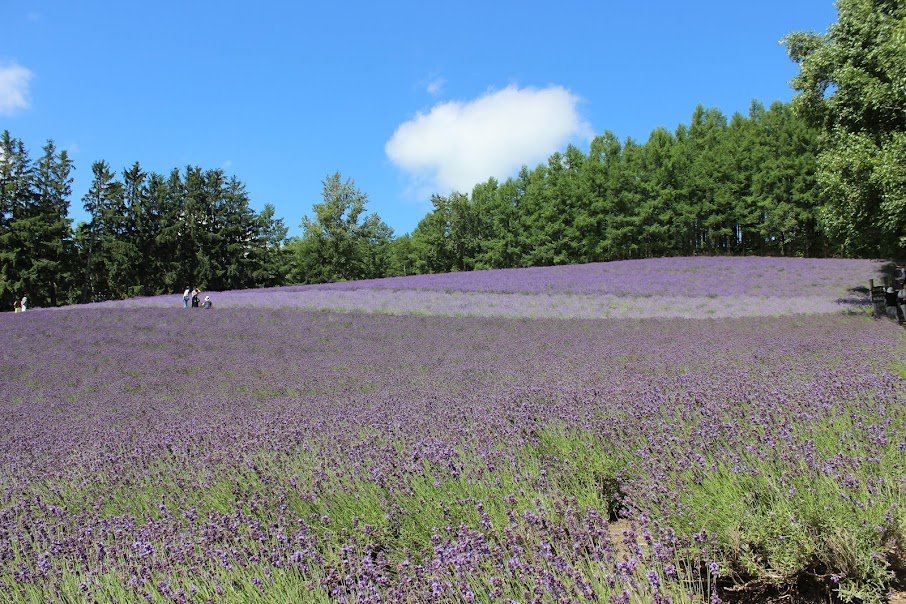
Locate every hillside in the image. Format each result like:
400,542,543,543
76,256,881,320
1,257,904,604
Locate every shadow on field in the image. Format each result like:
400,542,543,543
835,285,875,314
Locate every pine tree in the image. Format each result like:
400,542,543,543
29,140,75,306
0,131,33,307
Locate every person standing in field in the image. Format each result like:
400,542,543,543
885,287,899,320
898,282,906,324
13,298,21,313
191,288,200,308
183,287,191,308
20,295,27,312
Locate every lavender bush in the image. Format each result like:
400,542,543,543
1,257,904,603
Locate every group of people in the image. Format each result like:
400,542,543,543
182,287,212,309
12,295,27,313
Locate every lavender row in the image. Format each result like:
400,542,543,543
64,256,883,319
75,289,868,319
301,256,882,297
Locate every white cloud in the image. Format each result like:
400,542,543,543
0,62,34,116
386,85,592,198
426,78,445,96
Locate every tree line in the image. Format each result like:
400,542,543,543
290,0,906,281
2,0,904,309
396,100,824,275
1,129,291,309
0,99,823,310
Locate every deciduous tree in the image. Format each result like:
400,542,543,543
294,172,393,283
784,0,906,256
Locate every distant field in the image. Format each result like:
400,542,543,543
77,256,881,319
1,257,904,604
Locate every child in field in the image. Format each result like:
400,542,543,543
202,295,212,309
13,298,21,313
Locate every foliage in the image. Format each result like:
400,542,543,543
784,0,906,257
0,133,74,308
409,104,825,272
290,172,393,284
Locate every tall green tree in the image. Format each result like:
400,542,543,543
79,161,120,301
409,194,454,274
118,162,147,297
512,165,546,267
253,203,291,287
531,147,588,265
582,131,622,261
28,141,75,306
636,127,681,257
0,131,34,306
684,105,736,253
292,172,393,283
473,177,523,269
746,101,823,256
142,172,177,294
784,0,906,256
0,136,74,307
80,161,139,300
207,172,259,291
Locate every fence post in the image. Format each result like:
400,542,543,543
870,279,885,317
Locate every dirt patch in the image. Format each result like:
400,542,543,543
608,519,647,560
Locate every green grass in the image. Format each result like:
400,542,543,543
671,412,906,604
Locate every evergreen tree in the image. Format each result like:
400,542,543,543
516,164,549,267
253,203,291,287
747,101,823,256
410,194,456,274
531,149,586,265
80,160,136,300
0,131,34,307
143,172,177,294
28,140,75,306
685,105,736,253
119,162,147,297
473,177,524,269
0,136,75,307
636,127,680,257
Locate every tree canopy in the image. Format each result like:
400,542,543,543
784,0,906,257
288,172,393,284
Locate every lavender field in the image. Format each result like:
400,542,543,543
2,257,905,603
83,256,873,320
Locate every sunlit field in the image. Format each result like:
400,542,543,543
2,257,904,604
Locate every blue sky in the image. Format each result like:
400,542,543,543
1,1,838,238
